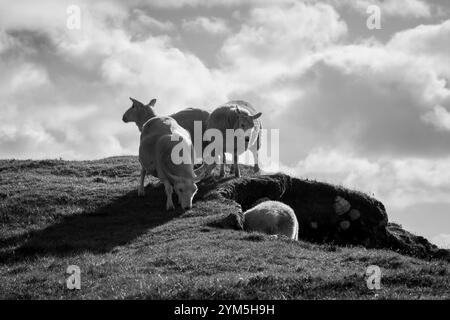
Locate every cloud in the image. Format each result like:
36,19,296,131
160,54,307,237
99,33,227,108
126,9,175,40
134,0,293,9
223,16,450,161
379,0,431,17
421,105,450,131
182,17,230,35
0,0,228,159
431,234,450,249
0,30,18,54
0,62,50,97
334,0,432,18
2,1,449,162
388,19,450,77
218,1,348,91
285,149,450,209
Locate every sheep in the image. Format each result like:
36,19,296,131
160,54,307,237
170,107,210,161
122,97,210,146
220,201,299,240
224,100,263,174
139,115,204,210
204,101,262,178
122,97,157,132
122,97,209,196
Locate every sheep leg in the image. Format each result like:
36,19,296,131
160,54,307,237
219,152,226,178
251,146,259,173
138,167,146,196
233,151,240,177
163,181,175,211
253,129,261,173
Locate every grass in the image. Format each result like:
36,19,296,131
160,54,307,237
0,156,449,299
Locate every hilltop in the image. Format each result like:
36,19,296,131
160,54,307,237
0,156,449,299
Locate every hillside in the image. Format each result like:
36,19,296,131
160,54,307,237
0,156,449,299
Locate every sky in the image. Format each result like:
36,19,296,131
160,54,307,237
0,0,449,248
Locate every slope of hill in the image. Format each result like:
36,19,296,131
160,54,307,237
0,156,449,299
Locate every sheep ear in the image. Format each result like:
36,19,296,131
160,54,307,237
251,112,262,120
147,99,157,107
130,97,142,106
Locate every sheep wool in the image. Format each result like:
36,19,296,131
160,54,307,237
243,201,299,240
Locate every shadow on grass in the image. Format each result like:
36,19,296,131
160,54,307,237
0,167,245,264
0,184,181,263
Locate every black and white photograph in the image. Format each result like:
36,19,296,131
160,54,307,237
0,0,449,308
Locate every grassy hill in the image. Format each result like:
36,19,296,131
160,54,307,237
0,156,449,299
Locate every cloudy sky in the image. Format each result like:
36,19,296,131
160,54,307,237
0,0,449,247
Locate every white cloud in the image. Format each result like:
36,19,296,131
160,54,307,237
182,17,230,35
134,9,174,31
0,0,229,159
0,0,68,31
431,234,450,249
335,0,432,18
288,149,450,209
389,19,450,52
2,1,448,163
135,0,294,9
99,34,227,109
380,0,431,17
127,8,175,40
0,62,50,98
421,105,450,131
319,44,449,106
218,2,347,92
227,18,450,163
388,19,450,77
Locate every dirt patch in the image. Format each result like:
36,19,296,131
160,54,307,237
208,174,450,261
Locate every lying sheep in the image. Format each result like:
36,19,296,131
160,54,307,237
220,200,299,240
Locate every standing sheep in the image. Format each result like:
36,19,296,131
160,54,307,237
139,115,204,210
122,97,210,153
205,100,262,178
122,97,210,196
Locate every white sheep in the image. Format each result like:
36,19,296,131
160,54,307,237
122,97,209,196
205,101,262,178
221,201,299,240
139,115,204,210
